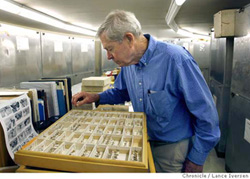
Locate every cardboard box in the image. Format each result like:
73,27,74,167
214,9,247,38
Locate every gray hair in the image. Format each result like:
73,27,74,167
97,10,142,42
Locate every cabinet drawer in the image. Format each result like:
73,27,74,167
15,110,151,172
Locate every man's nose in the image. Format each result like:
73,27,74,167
107,52,113,60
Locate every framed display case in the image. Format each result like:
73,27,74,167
15,110,153,172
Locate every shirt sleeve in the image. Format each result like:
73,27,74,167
175,53,221,165
99,68,130,104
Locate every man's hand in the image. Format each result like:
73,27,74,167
183,159,203,173
72,91,100,107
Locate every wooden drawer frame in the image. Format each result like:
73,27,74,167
15,110,152,172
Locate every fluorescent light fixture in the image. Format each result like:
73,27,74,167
0,23,36,35
177,29,210,40
177,29,193,37
165,0,186,25
0,0,20,14
73,23,97,31
165,0,210,40
167,20,179,32
0,0,96,36
175,0,186,6
166,0,180,25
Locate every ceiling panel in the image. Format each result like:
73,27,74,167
176,0,250,35
0,0,249,39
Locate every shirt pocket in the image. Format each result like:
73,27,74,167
147,90,170,118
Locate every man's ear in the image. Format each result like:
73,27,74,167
124,33,134,46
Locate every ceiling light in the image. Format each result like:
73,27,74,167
0,0,96,36
0,23,36,35
165,0,182,25
0,0,20,14
177,29,193,37
72,23,97,31
177,29,210,40
165,0,209,39
165,0,186,25
167,20,179,32
175,0,186,6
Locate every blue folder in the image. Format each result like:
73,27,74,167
57,89,66,117
38,99,45,122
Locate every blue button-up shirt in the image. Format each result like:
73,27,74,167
99,34,220,165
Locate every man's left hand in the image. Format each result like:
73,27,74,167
183,159,203,173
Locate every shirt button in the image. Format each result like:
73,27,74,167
144,63,147,65
139,82,142,85
139,98,142,102
138,67,141,70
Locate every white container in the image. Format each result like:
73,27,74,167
214,9,248,38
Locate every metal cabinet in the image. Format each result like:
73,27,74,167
225,94,250,172
0,28,42,88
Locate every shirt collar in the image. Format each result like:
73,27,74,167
137,34,157,66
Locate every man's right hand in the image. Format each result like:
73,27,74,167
72,91,100,107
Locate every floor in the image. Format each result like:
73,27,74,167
203,149,226,172
72,83,227,173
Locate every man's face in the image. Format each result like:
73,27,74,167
100,33,135,67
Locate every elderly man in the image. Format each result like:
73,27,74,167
72,10,220,173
